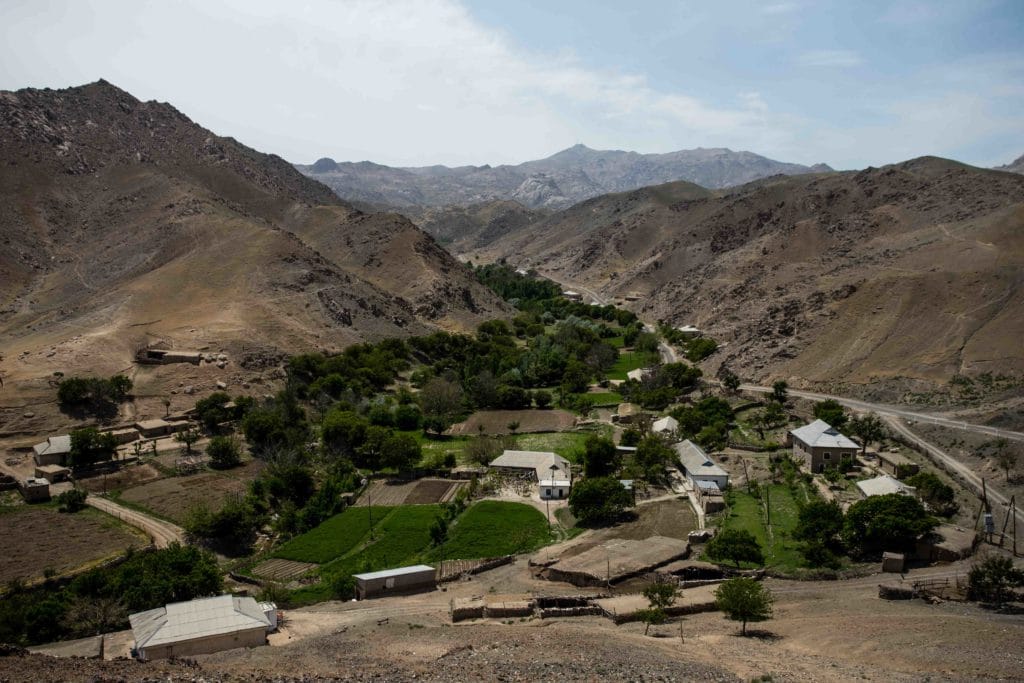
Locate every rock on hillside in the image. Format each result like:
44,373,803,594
0,80,507,422
474,157,1024,396
297,143,832,209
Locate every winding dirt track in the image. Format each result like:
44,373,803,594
86,495,186,548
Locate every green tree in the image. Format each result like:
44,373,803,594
715,577,774,635
380,432,421,471
582,435,618,478
174,427,202,454
321,410,368,458
813,399,847,430
847,413,885,456
905,471,958,516
419,377,464,435
429,515,449,546
685,337,718,362
56,488,88,513
533,389,553,409
764,400,786,428
721,368,741,393
68,427,117,468
967,554,1024,606
771,380,788,404
706,528,764,568
794,499,845,567
635,435,675,480
568,477,632,526
842,494,936,556
194,391,232,431
206,435,242,469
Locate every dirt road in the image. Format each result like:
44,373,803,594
86,495,185,548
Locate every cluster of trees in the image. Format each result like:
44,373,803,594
321,407,422,471
794,494,937,567
56,374,132,418
905,471,959,516
0,544,220,646
619,362,703,410
668,396,735,451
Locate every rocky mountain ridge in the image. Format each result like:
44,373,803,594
469,157,1024,397
297,144,832,209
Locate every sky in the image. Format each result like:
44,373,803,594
1,0,1021,169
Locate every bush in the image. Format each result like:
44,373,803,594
207,435,242,469
56,488,88,513
967,555,1024,605
905,471,958,516
68,428,117,468
706,528,764,567
714,577,773,635
685,337,718,362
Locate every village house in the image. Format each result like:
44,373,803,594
675,324,702,339
20,476,51,502
129,595,276,661
489,450,572,499
673,440,729,490
876,450,920,478
353,565,437,600
32,434,71,466
789,419,859,473
134,418,191,439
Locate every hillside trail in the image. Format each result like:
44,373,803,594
86,495,185,548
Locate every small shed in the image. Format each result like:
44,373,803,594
613,403,641,424
32,435,71,466
21,477,51,502
675,325,702,339
563,290,583,302
881,552,905,573
876,451,919,479
694,480,725,513
353,565,437,600
35,464,71,483
105,428,141,445
135,419,192,438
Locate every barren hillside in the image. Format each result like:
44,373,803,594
471,159,1024,397
0,81,507,435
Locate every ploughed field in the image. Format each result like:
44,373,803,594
116,460,263,523
0,505,147,583
362,478,464,507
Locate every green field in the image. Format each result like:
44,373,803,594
426,501,551,560
292,505,443,604
586,391,623,406
274,506,392,564
713,484,804,570
508,431,595,462
607,350,651,380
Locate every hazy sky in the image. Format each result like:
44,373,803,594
2,0,1021,169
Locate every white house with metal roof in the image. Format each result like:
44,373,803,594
490,450,572,499
673,440,729,490
129,594,275,661
789,419,860,473
32,434,71,466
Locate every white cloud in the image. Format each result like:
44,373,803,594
797,50,864,67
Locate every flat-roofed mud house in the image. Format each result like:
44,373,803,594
129,595,275,661
789,419,859,473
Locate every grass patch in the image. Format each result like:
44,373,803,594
274,506,392,564
508,431,593,462
586,391,623,406
713,484,804,571
426,501,551,561
291,505,443,605
606,350,653,380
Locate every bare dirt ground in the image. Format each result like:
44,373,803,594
117,463,260,523
0,506,146,583
449,409,576,435
363,478,465,507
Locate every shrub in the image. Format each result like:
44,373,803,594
56,488,88,513
714,577,773,635
706,528,764,567
207,435,242,469
568,477,632,525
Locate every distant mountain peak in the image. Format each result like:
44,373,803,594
994,153,1024,175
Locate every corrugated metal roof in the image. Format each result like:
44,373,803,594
130,595,270,649
33,435,71,456
856,475,915,498
652,416,679,432
353,564,436,581
790,420,859,449
490,450,570,480
673,440,728,479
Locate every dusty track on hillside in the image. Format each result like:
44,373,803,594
86,495,185,548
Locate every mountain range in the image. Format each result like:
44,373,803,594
0,80,506,434
296,144,832,210
467,158,1024,399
